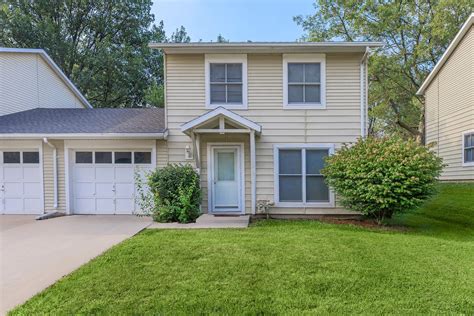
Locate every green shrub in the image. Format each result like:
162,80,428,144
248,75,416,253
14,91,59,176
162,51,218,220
148,164,201,223
321,137,443,224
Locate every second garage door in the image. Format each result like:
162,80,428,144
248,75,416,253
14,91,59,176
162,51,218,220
72,150,152,214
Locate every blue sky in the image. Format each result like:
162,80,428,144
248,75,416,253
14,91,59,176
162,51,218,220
151,0,315,42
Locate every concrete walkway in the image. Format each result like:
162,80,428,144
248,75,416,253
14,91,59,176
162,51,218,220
148,214,250,229
0,215,151,315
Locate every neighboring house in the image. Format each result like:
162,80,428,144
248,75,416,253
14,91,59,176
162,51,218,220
0,48,91,114
0,48,167,215
0,41,383,216
417,14,474,181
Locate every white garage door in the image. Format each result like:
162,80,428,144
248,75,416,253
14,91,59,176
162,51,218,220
0,151,43,214
72,150,152,214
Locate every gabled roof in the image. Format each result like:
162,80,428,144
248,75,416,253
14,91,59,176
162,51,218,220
181,107,262,134
0,108,167,139
417,14,474,95
150,41,383,54
0,47,92,108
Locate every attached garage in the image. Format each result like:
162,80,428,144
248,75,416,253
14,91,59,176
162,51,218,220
0,146,43,214
0,108,167,216
71,150,153,214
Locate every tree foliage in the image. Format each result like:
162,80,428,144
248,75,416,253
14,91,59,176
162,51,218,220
322,137,443,224
0,0,190,108
295,1,473,140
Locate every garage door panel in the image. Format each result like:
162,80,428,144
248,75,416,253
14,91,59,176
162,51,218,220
24,198,42,211
24,182,42,196
23,167,40,180
115,167,134,181
4,198,23,212
96,167,114,181
95,183,114,198
4,167,22,181
74,182,95,197
4,182,22,196
96,199,115,213
74,167,94,181
115,183,134,197
75,198,95,213
116,199,134,214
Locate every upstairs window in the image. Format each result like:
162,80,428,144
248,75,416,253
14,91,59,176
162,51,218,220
464,132,474,165
210,63,242,104
283,54,326,109
205,54,247,109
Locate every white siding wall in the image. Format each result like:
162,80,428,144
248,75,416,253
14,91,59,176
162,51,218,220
0,53,84,116
425,26,474,181
166,53,363,214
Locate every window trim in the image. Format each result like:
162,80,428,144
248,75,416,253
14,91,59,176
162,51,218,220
205,54,248,109
273,143,335,207
283,54,326,109
462,130,474,167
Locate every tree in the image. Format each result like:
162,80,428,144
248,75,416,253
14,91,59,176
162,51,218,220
295,1,472,141
216,34,229,42
0,1,184,108
170,26,191,43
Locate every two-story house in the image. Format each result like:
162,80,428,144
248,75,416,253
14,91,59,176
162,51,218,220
417,14,474,181
0,42,382,216
150,42,382,215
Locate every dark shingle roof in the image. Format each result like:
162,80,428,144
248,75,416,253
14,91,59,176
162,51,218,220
0,108,166,134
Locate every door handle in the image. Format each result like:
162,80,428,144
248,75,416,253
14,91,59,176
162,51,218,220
0,184,4,191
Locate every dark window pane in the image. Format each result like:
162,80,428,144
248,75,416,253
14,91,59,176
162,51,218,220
288,85,304,103
226,63,242,82
466,149,473,163
210,64,225,82
3,152,20,164
279,150,302,174
466,134,473,148
115,152,132,164
306,176,329,202
306,150,328,174
95,152,112,164
305,85,321,103
227,84,242,103
288,63,304,82
279,175,302,202
304,63,321,82
76,152,92,164
23,152,39,164
134,152,151,164
210,84,226,103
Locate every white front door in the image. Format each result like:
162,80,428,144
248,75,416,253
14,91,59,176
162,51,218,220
0,151,43,214
211,146,242,212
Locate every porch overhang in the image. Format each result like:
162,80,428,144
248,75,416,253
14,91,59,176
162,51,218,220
180,107,262,136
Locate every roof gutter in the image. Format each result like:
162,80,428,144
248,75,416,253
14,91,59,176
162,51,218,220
43,138,58,210
360,46,371,138
0,131,168,140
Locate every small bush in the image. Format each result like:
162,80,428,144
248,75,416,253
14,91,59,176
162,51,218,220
321,137,443,224
148,164,201,223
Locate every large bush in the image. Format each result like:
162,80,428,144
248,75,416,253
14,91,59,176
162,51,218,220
321,137,443,223
148,164,201,223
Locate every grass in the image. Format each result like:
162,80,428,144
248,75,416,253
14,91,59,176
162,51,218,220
11,183,474,315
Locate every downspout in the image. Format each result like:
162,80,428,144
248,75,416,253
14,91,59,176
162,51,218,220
43,138,58,209
360,47,370,138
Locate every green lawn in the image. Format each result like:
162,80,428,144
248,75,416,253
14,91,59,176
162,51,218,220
11,184,474,315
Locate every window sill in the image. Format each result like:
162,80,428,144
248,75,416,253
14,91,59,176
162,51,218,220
206,103,248,110
283,103,326,110
462,162,474,167
275,201,335,208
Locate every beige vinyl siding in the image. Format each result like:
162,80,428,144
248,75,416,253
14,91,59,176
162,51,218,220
43,140,66,212
156,140,169,168
166,53,362,214
0,53,84,116
424,26,474,181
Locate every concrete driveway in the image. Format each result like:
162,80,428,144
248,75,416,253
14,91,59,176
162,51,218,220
0,215,151,314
